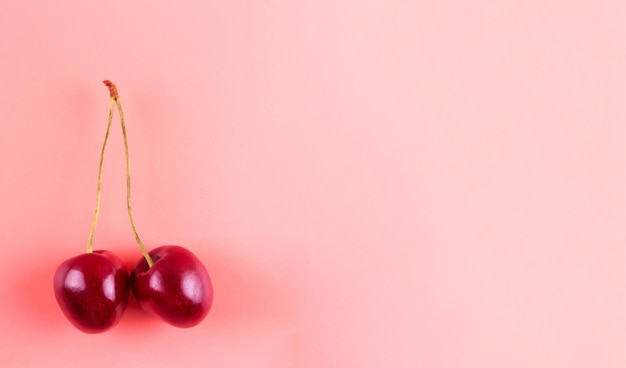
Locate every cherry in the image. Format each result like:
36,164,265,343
130,246,213,328
53,80,128,333
53,250,129,333
104,81,213,328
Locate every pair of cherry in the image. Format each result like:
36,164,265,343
53,81,213,333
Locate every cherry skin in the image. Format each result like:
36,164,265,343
130,245,213,328
53,250,130,333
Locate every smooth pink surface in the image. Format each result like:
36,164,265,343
1,1,625,367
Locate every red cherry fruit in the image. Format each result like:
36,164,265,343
130,246,213,328
53,250,130,333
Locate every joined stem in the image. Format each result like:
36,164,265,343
88,80,154,267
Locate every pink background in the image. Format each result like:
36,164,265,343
1,1,626,367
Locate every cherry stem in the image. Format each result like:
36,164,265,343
114,96,154,267
86,98,114,253
96,80,154,267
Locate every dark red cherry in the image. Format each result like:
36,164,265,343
130,245,213,328
53,250,130,333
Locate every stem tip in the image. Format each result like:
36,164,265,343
103,80,119,98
